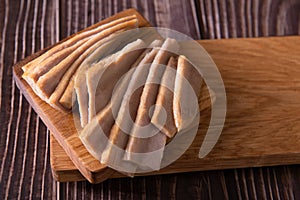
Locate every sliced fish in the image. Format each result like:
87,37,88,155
100,40,163,171
124,38,179,170
151,56,178,138
22,15,137,72
36,18,138,99
86,39,146,122
173,55,203,131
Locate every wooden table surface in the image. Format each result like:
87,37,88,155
1,0,300,199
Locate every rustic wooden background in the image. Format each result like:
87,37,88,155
1,0,300,199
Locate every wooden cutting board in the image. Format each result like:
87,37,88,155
13,8,300,183
13,8,212,183
49,35,300,183
13,9,150,183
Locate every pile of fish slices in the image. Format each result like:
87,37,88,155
22,15,211,174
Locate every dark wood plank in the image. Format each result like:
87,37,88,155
0,0,59,199
1,0,300,199
195,0,300,39
59,0,200,40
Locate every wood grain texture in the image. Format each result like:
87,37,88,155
1,0,300,199
195,0,300,39
50,134,86,182
0,0,59,199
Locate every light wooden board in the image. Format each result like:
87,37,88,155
50,35,300,182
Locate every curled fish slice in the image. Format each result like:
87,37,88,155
151,56,178,138
22,15,137,72
124,38,180,170
100,40,163,171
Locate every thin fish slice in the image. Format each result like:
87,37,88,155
22,37,90,80
75,53,123,127
72,32,141,122
61,29,135,112
59,75,75,110
35,18,138,99
173,55,203,131
59,27,158,111
100,40,163,170
75,36,143,128
124,38,179,170
48,29,137,111
151,56,178,138
22,15,137,72
79,63,135,163
87,39,146,123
